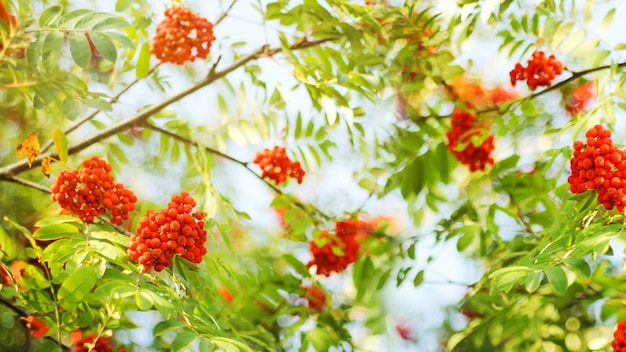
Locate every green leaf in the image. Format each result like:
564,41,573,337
600,8,616,36
559,29,585,53
520,100,537,117
84,98,112,112
136,42,151,79
26,37,44,67
172,330,198,352
88,240,124,261
413,270,424,287
57,266,96,308
154,320,186,336
480,0,498,23
58,9,93,27
92,17,130,30
42,31,64,70
524,271,541,293
321,95,337,126
62,97,80,121
239,120,259,144
116,0,133,11
109,143,128,163
75,12,115,29
494,271,526,292
377,268,392,289
563,258,591,278
39,5,63,27
90,231,128,246
35,216,78,228
489,266,533,279
53,128,69,163
545,266,568,295
69,32,92,68
283,254,309,277
33,223,79,241
294,112,303,138
226,124,247,145
89,32,117,62
211,337,254,352
491,155,520,174
35,339,63,352
102,32,134,50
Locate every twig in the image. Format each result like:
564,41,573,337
214,0,238,26
478,61,626,116
144,122,246,166
0,36,337,178
0,175,51,193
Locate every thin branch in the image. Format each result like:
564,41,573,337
478,61,626,116
214,0,238,26
40,65,161,154
144,122,332,221
0,175,51,193
0,36,337,179
144,122,246,166
0,296,71,351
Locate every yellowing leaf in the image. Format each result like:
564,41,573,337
16,133,41,167
41,157,52,178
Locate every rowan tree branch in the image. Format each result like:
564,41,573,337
478,61,626,115
0,36,337,179
0,175,51,193
214,0,238,26
144,121,332,222
39,65,161,154
415,60,626,123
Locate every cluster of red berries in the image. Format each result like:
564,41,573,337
71,331,126,352
613,320,626,352
126,192,208,272
510,51,563,90
50,157,137,225
253,146,305,185
150,7,216,65
568,125,626,211
446,108,495,172
307,219,373,276
565,80,595,116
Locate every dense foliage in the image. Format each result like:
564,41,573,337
1,0,626,351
